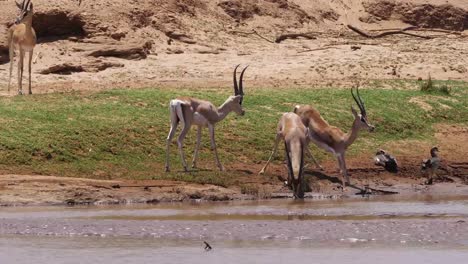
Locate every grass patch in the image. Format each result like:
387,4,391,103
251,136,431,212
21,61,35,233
0,82,466,184
420,75,452,95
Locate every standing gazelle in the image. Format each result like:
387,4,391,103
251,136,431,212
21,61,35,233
259,112,308,198
8,0,37,95
165,65,248,172
294,86,374,187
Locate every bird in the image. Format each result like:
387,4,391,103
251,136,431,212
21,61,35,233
421,146,440,185
374,149,398,173
203,241,212,251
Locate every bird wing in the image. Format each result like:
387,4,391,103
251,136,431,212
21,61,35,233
374,154,388,166
421,159,431,169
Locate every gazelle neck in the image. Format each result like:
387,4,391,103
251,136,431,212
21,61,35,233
22,13,34,31
344,118,361,149
213,99,234,123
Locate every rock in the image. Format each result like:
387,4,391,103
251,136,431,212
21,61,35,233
218,0,312,24
87,41,152,60
166,48,184,54
364,1,468,31
165,31,197,44
40,60,124,75
110,31,127,40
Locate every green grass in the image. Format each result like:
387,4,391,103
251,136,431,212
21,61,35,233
0,81,466,186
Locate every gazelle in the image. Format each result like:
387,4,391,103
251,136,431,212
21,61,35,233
165,65,248,172
294,86,374,187
8,0,37,95
259,112,308,198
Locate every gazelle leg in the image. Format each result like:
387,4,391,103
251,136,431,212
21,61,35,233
191,125,202,169
259,133,281,175
337,154,350,187
8,46,14,93
336,154,346,188
208,124,224,171
165,123,178,172
177,120,191,172
165,103,182,172
305,147,323,170
28,50,33,95
342,155,350,185
18,49,24,95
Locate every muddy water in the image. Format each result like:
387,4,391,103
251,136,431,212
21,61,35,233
1,236,468,264
1,195,468,263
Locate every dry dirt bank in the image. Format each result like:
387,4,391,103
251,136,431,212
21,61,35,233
0,0,467,92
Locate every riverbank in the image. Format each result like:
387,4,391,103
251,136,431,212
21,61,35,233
0,85,466,206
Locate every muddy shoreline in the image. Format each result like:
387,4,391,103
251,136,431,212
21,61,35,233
0,172,468,207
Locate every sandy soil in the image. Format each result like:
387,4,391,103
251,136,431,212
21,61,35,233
0,0,467,93
0,0,466,205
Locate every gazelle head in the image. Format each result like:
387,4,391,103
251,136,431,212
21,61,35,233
351,85,375,132
15,0,34,24
430,146,439,157
230,64,248,116
375,149,386,155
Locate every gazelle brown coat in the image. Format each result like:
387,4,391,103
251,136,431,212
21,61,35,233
165,65,248,172
294,87,374,187
259,112,308,198
8,0,37,95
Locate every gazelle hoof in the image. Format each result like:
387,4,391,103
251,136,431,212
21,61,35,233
258,169,265,175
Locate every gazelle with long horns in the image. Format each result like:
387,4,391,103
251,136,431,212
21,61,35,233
8,0,37,95
294,86,374,187
259,112,308,198
165,65,248,172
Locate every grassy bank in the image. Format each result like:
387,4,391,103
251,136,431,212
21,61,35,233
0,81,466,186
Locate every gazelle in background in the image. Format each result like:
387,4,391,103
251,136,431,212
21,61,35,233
294,86,374,187
259,113,308,198
8,0,37,95
165,65,248,172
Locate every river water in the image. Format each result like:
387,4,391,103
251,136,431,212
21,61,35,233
1,195,468,263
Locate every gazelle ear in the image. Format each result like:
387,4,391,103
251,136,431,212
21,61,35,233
15,1,22,9
28,2,33,10
351,106,358,117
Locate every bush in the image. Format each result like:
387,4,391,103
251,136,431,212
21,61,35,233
420,75,451,95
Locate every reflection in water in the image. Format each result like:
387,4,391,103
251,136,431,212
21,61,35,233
1,194,468,221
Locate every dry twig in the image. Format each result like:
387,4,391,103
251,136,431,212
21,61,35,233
347,25,432,39
275,32,317,43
